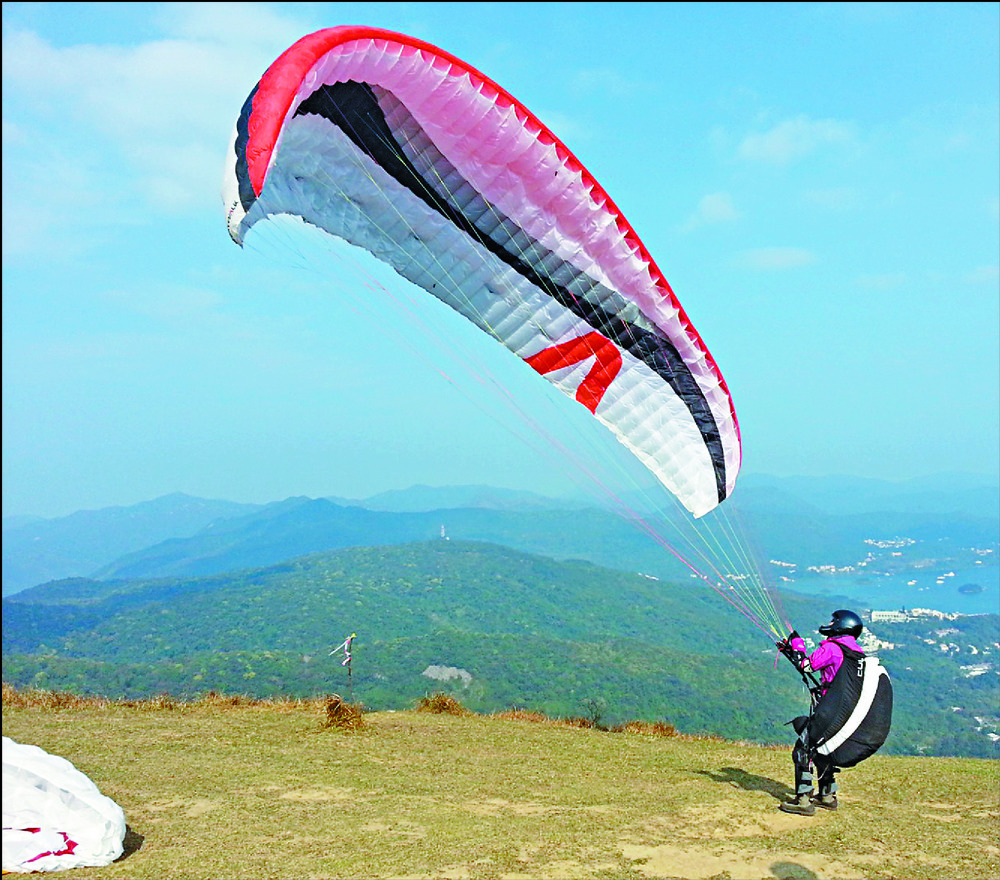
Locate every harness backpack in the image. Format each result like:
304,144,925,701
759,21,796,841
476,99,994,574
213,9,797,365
808,643,893,768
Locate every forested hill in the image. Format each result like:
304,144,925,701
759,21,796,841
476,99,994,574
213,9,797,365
6,485,998,598
4,540,997,758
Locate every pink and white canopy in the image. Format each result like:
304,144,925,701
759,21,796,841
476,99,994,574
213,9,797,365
222,26,741,517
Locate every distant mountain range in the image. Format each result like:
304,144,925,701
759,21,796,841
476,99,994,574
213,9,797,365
3,473,997,597
737,472,999,517
1,494,259,596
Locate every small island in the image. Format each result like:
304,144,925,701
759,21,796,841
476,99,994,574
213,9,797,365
958,583,984,595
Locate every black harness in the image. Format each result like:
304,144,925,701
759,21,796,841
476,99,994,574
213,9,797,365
782,640,893,768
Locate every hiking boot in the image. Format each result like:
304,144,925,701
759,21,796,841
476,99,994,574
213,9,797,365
812,793,838,810
779,794,816,816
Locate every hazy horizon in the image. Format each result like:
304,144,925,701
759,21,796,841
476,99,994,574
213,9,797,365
4,468,998,524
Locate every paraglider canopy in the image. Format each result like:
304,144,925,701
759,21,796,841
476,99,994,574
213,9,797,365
2,736,126,873
222,25,742,519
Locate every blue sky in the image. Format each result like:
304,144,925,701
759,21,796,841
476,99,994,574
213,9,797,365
3,2,998,519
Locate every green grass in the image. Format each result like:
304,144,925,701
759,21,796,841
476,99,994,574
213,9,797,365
2,696,997,879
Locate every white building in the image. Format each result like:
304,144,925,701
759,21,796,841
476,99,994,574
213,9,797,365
871,610,909,623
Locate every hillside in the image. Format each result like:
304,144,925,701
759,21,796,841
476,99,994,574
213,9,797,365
1,494,262,596
1,695,996,879
4,475,997,601
4,541,997,757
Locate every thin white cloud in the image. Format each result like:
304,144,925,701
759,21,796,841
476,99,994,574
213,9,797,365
1,4,309,252
962,265,1000,285
1,134,128,259
571,67,647,100
102,280,227,327
858,272,907,291
735,247,817,271
2,28,271,160
738,115,857,165
532,109,589,146
802,187,861,211
154,1,306,47
857,266,998,290
681,192,741,232
1,119,29,146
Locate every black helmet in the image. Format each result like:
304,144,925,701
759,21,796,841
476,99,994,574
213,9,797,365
818,609,863,639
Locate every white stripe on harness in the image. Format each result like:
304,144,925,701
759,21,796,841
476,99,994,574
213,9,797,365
816,656,885,757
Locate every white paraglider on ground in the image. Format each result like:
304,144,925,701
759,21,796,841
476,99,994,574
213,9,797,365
2,737,126,873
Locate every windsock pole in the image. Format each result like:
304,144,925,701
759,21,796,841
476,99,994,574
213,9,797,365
330,632,357,702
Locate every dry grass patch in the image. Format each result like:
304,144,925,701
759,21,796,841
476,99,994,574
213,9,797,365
613,719,678,737
490,707,555,724
322,694,366,730
1,686,996,880
415,692,470,715
2,683,112,709
490,707,678,738
1,683,328,715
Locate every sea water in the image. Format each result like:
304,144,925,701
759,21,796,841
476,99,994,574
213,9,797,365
784,562,999,617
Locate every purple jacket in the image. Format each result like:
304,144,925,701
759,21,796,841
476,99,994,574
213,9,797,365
789,634,864,690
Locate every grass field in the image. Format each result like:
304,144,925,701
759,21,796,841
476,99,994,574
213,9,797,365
2,691,997,879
